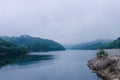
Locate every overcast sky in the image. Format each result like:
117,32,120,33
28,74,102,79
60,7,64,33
0,0,120,44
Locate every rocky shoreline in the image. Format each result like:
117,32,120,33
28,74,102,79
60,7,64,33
88,55,120,80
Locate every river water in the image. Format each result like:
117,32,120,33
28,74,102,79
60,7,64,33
0,50,103,80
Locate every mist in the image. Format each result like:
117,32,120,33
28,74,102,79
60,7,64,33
0,0,120,44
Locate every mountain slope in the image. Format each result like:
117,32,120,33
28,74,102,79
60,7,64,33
0,39,28,56
102,38,120,49
0,35,65,52
70,39,113,50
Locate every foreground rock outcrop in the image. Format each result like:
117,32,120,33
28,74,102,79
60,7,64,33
88,55,120,80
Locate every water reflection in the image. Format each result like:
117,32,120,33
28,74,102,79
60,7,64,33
0,50,100,80
0,54,54,68
105,49,120,55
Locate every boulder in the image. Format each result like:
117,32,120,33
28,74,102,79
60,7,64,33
88,56,120,80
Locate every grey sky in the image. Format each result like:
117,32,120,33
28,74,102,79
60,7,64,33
0,0,120,44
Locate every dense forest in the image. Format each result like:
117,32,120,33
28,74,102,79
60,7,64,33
0,39,28,56
69,39,113,50
0,35,65,56
102,38,120,49
70,38,120,50
2,35,120,57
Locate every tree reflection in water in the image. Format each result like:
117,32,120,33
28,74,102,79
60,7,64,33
0,54,54,68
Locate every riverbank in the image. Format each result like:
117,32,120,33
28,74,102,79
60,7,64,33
88,55,120,80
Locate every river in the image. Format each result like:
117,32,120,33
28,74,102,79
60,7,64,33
0,50,102,80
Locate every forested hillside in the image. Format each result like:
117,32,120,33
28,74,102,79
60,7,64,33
70,39,113,50
102,38,120,49
0,35,65,52
0,39,28,56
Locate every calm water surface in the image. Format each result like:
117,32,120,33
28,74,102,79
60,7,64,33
0,50,102,80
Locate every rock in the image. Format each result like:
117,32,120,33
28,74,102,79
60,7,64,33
88,56,120,80
110,61,120,73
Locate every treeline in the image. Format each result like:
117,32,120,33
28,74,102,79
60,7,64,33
70,38,120,50
0,35,65,56
0,39,28,56
102,38,120,49
71,42,107,50
70,39,113,50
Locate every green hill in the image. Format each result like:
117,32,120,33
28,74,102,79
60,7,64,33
0,39,28,56
0,35,65,52
70,39,113,50
102,38,120,49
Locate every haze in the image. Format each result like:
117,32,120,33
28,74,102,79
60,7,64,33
0,0,120,44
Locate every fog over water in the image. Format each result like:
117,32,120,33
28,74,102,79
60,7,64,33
0,0,120,44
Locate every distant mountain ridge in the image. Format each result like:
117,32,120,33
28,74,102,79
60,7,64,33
69,39,113,50
0,35,65,52
102,37,120,49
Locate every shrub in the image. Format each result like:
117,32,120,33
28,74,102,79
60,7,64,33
97,49,108,58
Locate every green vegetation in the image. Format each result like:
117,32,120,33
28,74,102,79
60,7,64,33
96,49,108,58
0,39,29,56
69,37,120,50
102,38,120,49
0,35,65,53
70,39,112,50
